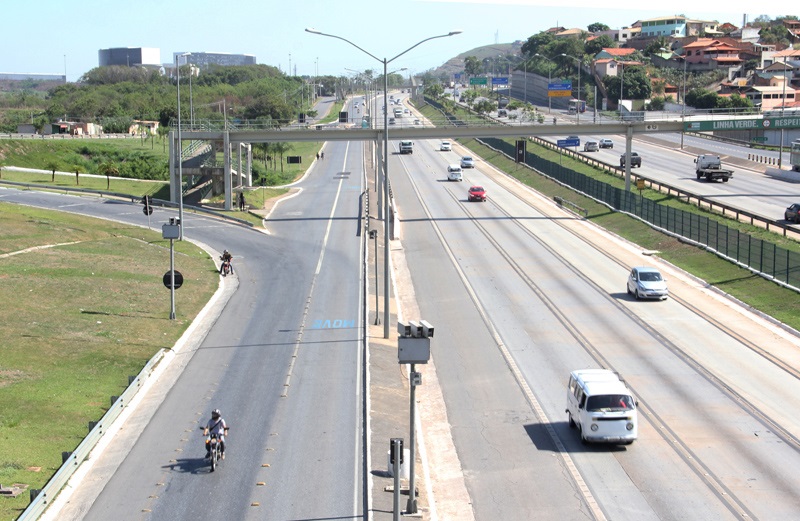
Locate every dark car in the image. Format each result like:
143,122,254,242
468,185,487,202
785,203,800,223
620,152,641,168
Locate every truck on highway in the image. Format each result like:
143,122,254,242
399,140,413,154
790,139,800,172
694,154,733,182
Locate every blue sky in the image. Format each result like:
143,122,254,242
1,0,790,81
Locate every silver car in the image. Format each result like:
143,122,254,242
583,141,599,152
460,155,475,168
627,267,668,300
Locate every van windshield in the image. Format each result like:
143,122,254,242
586,394,634,412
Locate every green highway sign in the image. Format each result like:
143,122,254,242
469,77,488,85
685,116,800,132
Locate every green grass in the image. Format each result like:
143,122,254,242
0,202,218,520
0,168,168,198
0,138,170,181
317,99,345,124
417,102,800,331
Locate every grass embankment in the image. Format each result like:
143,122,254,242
0,138,170,181
0,202,218,519
417,103,800,331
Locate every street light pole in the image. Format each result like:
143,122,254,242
779,56,788,168
306,27,462,342
562,53,581,123
176,52,191,240
534,53,553,113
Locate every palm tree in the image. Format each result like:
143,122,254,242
98,161,119,190
45,160,60,182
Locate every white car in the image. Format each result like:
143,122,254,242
460,156,475,168
440,141,452,151
627,267,668,300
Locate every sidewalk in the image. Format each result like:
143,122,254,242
364,144,474,521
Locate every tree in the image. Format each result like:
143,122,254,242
463,56,482,78
272,142,293,174
585,35,615,56
425,83,444,99
587,22,610,33
603,66,651,102
473,99,496,115
98,161,119,190
45,160,60,182
521,32,555,58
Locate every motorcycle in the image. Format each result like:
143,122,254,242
205,432,222,471
220,256,232,277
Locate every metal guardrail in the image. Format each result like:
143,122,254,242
19,349,167,520
530,137,800,239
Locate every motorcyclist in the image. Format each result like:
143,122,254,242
203,409,229,460
220,249,233,275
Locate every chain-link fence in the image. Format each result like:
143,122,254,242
478,134,800,289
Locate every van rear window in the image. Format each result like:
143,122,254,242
586,394,634,411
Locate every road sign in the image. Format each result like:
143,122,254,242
557,138,580,147
163,270,183,290
491,77,509,85
469,77,487,85
143,205,153,216
548,81,572,98
685,116,800,132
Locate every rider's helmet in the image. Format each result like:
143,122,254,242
212,409,221,419
223,250,229,255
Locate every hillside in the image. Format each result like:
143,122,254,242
432,41,524,77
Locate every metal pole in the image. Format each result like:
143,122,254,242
681,57,687,149
576,58,581,124
406,363,418,514
176,56,184,240
392,438,401,521
169,238,176,320
383,58,390,339
374,230,380,325
779,57,787,168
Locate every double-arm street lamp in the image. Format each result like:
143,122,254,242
561,53,582,123
175,52,191,239
533,53,554,113
306,28,461,343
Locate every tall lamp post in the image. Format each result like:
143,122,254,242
681,53,687,149
175,52,191,240
534,53,554,113
779,56,789,168
561,53,582,123
306,28,461,342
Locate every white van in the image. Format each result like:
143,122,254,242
566,369,637,444
447,164,463,181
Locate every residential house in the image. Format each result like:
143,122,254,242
741,74,796,110
554,28,585,39
595,27,635,44
685,19,722,37
682,39,742,68
634,16,688,37
594,48,637,61
784,19,800,43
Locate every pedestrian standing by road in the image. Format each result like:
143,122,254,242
238,191,246,211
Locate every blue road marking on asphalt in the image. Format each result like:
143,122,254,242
311,319,356,329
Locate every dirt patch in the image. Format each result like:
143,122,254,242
0,369,28,388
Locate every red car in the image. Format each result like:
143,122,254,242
468,185,486,202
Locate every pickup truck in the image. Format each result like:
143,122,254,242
619,152,641,168
694,154,733,182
